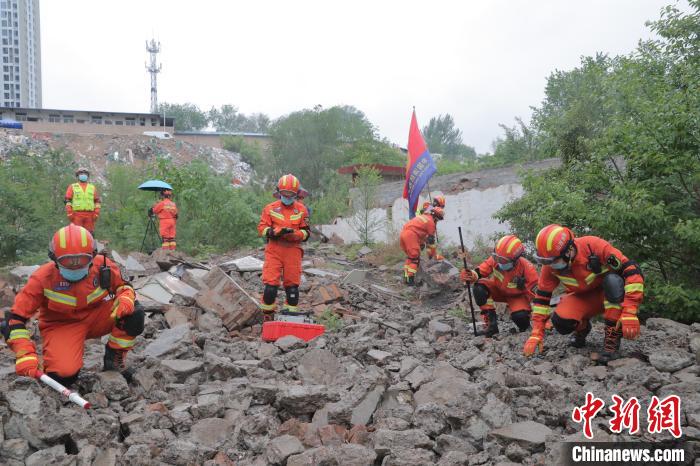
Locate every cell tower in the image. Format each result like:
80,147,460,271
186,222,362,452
145,39,162,114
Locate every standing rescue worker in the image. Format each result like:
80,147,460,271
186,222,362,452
1,225,144,386
65,168,101,235
460,235,538,336
149,189,178,250
523,224,644,363
400,207,445,285
257,174,310,321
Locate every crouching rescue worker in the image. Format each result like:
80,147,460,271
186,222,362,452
400,207,445,285
1,225,144,386
460,234,538,336
524,224,644,363
257,174,310,321
418,195,446,215
65,167,101,235
149,189,178,250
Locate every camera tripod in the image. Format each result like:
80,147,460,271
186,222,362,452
140,216,161,253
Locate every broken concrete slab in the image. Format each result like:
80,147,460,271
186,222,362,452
143,324,191,358
342,269,368,285
220,255,264,272
367,350,392,363
266,435,305,464
165,306,191,328
490,420,553,445
357,246,373,257
351,385,385,426
137,283,173,304
305,268,341,279
9,265,39,282
155,272,199,300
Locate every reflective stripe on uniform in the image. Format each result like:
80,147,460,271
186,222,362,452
417,215,429,223
584,266,610,285
554,274,579,288
532,304,551,316
108,334,135,349
506,282,518,289
8,329,30,341
285,305,302,314
492,269,504,282
43,289,77,306
116,285,134,295
59,227,67,248
290,213,303,221
259,302,276,311
87,287,108,304
625,283,644,293
262,227,271,236
269,211,285,221
16,355,38,365
300,230,309,240
71,183,96,211
486,299,495,306
604,300,622,310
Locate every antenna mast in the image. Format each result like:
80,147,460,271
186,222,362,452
145,39,162,113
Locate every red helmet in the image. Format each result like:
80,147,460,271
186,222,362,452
433,196,446,208
49,225,96,269
431,207,444,220
493,234,524,264
534,224,575,265
277,174,301,196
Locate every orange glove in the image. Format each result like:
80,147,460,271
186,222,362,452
111,293,135,321
460,269,478,283
523,324,545,357
617,309,640,340
13,340,39,378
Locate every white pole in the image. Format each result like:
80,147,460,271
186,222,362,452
38,372,91,409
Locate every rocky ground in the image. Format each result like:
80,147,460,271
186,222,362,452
0,244,698,465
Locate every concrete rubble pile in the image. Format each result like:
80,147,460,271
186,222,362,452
0,244,698,465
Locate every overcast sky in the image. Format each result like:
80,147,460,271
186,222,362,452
41,0,683,153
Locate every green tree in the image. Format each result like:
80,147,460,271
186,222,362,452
268,105,375,191
423,114,476,161
157,102,208,131
349,165,384,245
497,0,700,321
209,105,271,133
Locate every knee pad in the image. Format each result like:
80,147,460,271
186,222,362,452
511,310,531,332
263,285,278,305
472,283,490,307
47,371,79,387
122,306,145,337
551,312,578,335
602,273,625,304
285,286,299,306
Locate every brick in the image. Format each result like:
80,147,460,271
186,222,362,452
318,424,347,446
313,284,344,305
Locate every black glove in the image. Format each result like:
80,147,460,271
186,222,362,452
514,276,526,290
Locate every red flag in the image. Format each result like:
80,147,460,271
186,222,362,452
403,110,436,218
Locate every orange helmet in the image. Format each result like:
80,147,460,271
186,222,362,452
48,225,96,269
433,196,446,208
431,207,444,220
534,224,575,265
493,235,524,264
277,174,301,196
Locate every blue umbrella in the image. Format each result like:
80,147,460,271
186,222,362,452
138,179,173,191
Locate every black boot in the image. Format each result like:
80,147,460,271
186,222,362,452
103,344,128,372
569,320,592,348
598,321,622,364
476,309,499,337
405,274,415,286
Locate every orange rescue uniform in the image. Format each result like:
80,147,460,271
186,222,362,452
474,255,539,314
7,256,136,378
257,200,310,289
400,214,438,279
152,198,178,250
65,182,101,234
531,236,644,334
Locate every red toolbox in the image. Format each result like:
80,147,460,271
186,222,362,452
261,321,325,342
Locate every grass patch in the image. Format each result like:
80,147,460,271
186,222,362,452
317,307,344,331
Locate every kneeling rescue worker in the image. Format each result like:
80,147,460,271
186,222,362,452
400,207,445,285
149,189,178,250
1,225,144,386
524,224,644,362
258,174,310,321
460,234,538,336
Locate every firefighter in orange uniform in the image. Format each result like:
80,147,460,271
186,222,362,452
460,235,539,336
257,174,310,320
1,225,144,386
65,167,101,235
400,207,445,285
149,189,178,250
524,224,644,363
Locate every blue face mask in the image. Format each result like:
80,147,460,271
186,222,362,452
58,265,90,282
281,195,295,206
78,174,88,182
497,262,514,271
